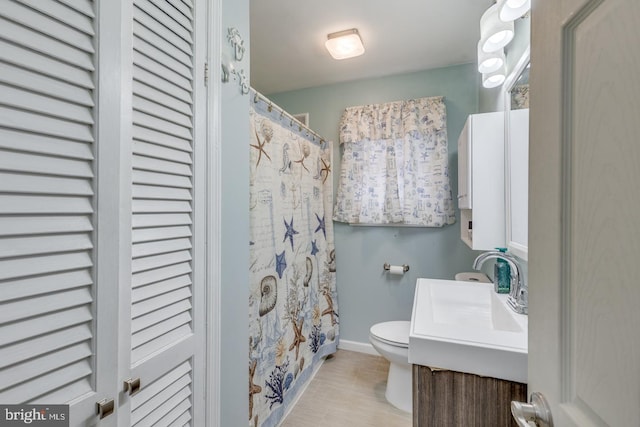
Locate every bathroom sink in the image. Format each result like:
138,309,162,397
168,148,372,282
409,278,527,383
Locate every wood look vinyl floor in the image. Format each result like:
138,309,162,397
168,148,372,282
280,349,412,427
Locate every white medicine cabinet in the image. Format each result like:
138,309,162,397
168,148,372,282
457,111,506,250
504,48,530,260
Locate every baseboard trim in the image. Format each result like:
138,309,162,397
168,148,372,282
337,339,378,356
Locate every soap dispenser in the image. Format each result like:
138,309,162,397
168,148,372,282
494,248,511,294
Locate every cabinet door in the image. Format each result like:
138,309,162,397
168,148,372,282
0,1,117,424
457,118,472,209
126,0,207,425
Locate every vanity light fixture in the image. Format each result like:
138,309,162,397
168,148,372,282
482,64,507,89
325,28,365,60
479,3,514,53
477,42,505,74
497,0,531,22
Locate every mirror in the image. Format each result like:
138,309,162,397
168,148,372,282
504,48,530,260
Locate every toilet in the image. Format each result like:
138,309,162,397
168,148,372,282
369,320,412,413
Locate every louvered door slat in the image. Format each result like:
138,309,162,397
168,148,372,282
132,213,192,228
133,67,192,106
133,200,192,214
131,262,192,288
0,324,92,369
133,81,192,117
134,0,192,43
0,16,93,70
133,9,191,57
0,252,92,282
0,62,94,107
133,185,192,201
0,343,92,390
0,106,93,142
0,233,92,258
131,300,192,333
2,1,94,53
0,0,97,412
132,237,192,258
0,172,93,195
0,195,93,215
133,226,192,243
133,96,192,128
133,52,191,94
0,128,93,159
0,40,93,88
0,150,94,177
132,275,192,303
132,250,192,274
0,306,92,346
133,123,192,152
1,360,92,403
141,388,191,427
0,288,92,324
167,0,193,21
131,325,192,364
133,141,192,164
0,84,94,124
131,374,191,425
57,0,94,17
0,216,93,237
132,312,192,349
133,21,192,69
16,0,95,35
132,155,193,176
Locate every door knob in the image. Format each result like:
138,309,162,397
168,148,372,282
511,392,553,427
96,398,115,419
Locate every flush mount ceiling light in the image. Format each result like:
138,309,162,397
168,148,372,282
497,0,531,22
479,4,514,53
477,41,505,74
325,29,365,60
482,64,506,88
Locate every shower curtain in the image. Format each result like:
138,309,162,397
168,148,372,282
248,91,338,427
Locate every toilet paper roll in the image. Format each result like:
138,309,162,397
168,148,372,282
388,265,405,275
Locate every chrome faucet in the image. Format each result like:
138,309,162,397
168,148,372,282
473,251,528,315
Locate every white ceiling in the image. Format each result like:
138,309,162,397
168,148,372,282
250,0,494,95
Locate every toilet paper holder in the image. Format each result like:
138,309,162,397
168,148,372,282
383,263,410,272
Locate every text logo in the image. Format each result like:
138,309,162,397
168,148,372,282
0,405,68,427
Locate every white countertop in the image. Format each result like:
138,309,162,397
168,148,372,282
408,278,528,383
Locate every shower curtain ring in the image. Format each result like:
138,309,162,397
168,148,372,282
253,92,258,103
268,102,273,112
280,110,284,119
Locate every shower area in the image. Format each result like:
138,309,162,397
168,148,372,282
248,89,339,427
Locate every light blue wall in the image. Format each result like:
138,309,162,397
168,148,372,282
221,0,249,424
269,64,481,343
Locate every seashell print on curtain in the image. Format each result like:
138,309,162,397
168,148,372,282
248,92,338,427
334,96,456,226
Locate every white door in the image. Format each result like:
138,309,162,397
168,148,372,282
0,1,119,425
527,0,640,425
123,0,207,425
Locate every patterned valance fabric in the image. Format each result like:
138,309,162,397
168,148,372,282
334,96,456,226
339,96,447,143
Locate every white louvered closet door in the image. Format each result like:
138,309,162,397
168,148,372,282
0,0,117,425
128,0,206,426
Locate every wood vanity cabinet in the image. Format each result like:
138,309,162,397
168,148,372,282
412,365,526,427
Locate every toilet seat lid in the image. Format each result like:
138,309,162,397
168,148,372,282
370,321,410,347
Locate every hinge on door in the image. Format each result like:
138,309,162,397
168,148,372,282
204,62,209,86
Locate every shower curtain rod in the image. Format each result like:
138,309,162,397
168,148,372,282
250,87,326,146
